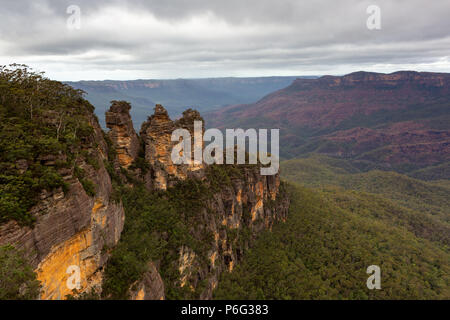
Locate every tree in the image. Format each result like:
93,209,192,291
0,245,41,300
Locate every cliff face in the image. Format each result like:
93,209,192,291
0,113,125,300
193,169,288,299
124,166,289,300
288,71,450,91
129,262,165,300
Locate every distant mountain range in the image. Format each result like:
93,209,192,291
68,71,450,177
67,76,315,128
205,71,450,176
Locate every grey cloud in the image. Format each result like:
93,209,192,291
0,0,448,80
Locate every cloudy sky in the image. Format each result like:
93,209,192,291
0,0,449,80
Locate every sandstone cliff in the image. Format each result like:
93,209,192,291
117,164,289,300
139,105,205,190
0,112,125,299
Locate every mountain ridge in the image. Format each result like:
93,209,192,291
205,71,450,175
67,76,314,128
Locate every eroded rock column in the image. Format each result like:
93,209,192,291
106,101,140,168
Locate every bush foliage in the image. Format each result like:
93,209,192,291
0,64,97,225
0,245,41,300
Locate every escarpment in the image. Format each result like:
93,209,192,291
205,71,450,171
184,167,289,299
0,107,125,299
1,80,289,300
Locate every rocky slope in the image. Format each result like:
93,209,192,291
205,71,450,174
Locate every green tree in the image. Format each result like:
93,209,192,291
0,245,41,300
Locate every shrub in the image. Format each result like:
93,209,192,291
80,178,96,197
0,245,41,300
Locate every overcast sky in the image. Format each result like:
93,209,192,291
0,0,449,80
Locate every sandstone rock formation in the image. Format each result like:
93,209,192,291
123,164,289,300
105,101,140,168
126,104,289,299
140,105,205,190
196,169,288,299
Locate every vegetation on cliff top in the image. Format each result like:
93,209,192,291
0,64,97,225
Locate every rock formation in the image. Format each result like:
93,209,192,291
130,262,165,300
105,101,140,168
195,169,288,299
120,104,289,299
140,105,205,190
0,98,289,300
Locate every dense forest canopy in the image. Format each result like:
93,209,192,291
215,183,450,299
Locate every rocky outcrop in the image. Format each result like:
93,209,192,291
0,113,125,300
140,105,205,190
130,104,289,299
130,262,165,300
105,101,140,168
122,163,289,300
